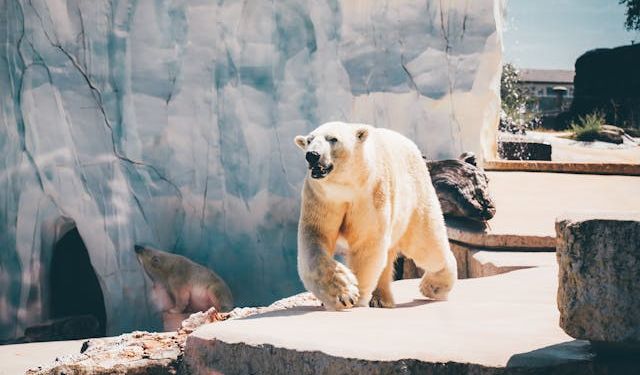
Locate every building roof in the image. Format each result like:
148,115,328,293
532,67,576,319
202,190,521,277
519,69,574,84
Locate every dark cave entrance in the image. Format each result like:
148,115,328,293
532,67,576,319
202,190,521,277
49,228,106,339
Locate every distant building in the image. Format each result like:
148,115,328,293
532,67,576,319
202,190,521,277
518,69,574,115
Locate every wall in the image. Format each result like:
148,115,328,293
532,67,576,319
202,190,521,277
0,0,503,339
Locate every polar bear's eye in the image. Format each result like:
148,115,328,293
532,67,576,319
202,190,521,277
326,136,338,144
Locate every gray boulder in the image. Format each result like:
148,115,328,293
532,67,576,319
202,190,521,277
497,140,552,161
595,126,624,144
556,212,640,352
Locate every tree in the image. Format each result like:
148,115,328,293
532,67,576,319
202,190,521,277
620,0,640,31
500,63,529,117
499,63,537,133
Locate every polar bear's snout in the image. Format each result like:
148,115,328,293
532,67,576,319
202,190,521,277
305,151,321,164
295,133,335,179
305,149,334,179
307,153,333,179
305,151,334,178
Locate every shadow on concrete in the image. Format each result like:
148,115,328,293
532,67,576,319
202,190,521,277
507,339,593,368
445,216,489,232
238,298,438,322
394,299,440,308
507,339,640,373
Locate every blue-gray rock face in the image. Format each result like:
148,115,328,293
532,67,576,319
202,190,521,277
0,0,502,339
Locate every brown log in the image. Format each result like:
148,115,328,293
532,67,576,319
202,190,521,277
426,152,496,222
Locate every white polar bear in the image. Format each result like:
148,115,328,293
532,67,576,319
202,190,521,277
294,122,457,310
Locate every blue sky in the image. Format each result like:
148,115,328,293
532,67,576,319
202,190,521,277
503,0,640,70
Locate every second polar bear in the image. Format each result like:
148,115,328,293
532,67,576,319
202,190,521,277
294,122,457,310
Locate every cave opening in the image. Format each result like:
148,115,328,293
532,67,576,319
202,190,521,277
49,227,106,339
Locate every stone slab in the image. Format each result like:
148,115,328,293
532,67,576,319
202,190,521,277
556,211,640,350
447,172,640,249
0,340,84,375
184,267,600,374
401,244,556,280
484,160,640,176
23,296,321,375
497,141,552,161
467,250,557,278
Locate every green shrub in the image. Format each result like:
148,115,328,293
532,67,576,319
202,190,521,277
500,63,539,133
570,112,606,141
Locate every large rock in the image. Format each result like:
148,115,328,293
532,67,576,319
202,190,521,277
556,212,640,351
566,43,640,129
0,0,504,341
184,268,613,374
572,125,628,144
592,126,624,144
27,294,319,374
497,140,552,161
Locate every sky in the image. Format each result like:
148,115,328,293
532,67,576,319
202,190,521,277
503,0,640,70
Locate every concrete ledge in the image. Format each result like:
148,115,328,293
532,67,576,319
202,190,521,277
447,223,555,250
445,172,640,251
447,216,556,251
485,160,640,176
403,244,556,280
184,267,604,374
0,340,84,375
466,248,556,278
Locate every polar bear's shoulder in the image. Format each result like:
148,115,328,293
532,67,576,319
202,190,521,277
371,127,421,154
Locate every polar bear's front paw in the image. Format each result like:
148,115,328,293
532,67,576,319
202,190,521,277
319,261,360,310
420,267,455,301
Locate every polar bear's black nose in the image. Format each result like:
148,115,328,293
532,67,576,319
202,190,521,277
306,151,321,164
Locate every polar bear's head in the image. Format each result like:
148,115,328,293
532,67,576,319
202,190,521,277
134,245,177,283
294,122,369,180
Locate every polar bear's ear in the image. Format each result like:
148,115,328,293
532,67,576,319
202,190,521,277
356,128,369,142
459,152,477,166
294,135,307,149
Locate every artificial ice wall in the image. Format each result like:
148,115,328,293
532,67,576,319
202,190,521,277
0,0,503,340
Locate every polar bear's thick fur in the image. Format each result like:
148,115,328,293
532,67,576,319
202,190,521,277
135,245,234,313
294,122,457,310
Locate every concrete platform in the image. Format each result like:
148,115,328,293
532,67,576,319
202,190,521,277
405,244,557,280
522,131,640,164
466,249,557,278
184,267,610,374
485,160,640,176
0,340,84,375
447,172,640,249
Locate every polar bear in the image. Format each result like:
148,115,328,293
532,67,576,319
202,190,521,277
135,245,234,313
294,122,457,310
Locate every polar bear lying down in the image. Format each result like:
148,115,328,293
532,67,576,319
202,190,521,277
294,122,457,310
